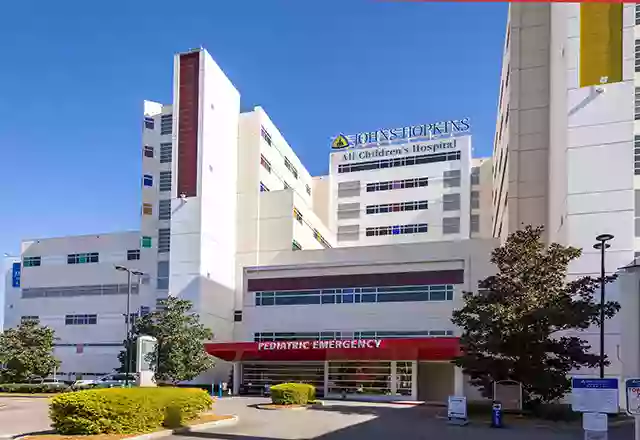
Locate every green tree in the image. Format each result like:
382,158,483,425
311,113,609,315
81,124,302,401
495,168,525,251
452,225,620,403
0,320,60,383
117,297,214,383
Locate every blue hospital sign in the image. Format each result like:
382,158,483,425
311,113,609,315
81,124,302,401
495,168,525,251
11,262,21,288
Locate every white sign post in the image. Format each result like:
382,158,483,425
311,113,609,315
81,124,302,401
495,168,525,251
625,379,640,440
571,378,618,440
447,396,468,426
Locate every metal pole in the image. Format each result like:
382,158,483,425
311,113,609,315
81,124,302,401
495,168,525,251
125,270,132,387
599,242,606,379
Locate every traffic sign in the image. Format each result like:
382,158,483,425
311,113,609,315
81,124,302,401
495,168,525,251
626,379,640,415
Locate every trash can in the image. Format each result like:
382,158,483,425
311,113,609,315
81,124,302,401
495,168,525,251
491,401,503,428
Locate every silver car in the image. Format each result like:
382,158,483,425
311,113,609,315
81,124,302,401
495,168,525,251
74,373,137,389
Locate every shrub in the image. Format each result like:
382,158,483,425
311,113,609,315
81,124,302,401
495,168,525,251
270,383,316,405
50,387,212,434
0,383,69,393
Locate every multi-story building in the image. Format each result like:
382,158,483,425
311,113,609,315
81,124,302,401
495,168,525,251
328,125,492,247
492,3,635,385
4,47,493,396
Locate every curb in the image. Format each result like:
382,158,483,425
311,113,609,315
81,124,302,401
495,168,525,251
7,416,239,440
256,404,307,411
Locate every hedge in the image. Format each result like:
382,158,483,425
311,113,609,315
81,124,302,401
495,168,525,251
0,383,70,393
270,383,316,405
49,387,212,434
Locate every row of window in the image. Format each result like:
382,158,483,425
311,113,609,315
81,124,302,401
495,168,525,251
337,151,461,174
22,283,141,299
260,127,311,196
365,223,429,237
337,215,476,242
24,249,140,268
254,284,455,306
253,329,454,342
366,177,429,193
143,115,172,135
24,309,150,326
67,253,99,264
143,143,172,163
366,200,428,215
65,314,97,325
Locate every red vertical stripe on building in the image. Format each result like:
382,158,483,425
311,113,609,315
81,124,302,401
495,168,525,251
177,52,200,197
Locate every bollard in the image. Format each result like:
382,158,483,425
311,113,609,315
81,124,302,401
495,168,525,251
491,401,503,428
218,381,223,398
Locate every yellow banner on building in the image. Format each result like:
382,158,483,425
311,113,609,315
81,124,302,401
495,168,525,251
580,3,623,88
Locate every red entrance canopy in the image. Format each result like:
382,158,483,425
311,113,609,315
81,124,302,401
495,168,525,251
204,337,460,362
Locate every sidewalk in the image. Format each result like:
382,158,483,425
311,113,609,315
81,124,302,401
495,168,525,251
0,397,52,437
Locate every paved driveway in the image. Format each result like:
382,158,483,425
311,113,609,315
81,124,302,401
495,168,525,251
172,397,633,440
0,397,52,437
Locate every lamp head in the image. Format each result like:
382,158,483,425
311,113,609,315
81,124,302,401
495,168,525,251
593,243,611,250
596,233,614,243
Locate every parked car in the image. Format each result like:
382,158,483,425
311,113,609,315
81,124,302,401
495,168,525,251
73,373,137,389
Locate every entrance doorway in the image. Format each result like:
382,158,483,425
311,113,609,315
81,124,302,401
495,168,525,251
241,362,324,396
417,362,454,402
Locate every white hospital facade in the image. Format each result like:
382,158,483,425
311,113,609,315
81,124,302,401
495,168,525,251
5,3,640,402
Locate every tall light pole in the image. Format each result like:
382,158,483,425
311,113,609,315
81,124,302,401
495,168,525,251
115,265,143,387
593,233,614,379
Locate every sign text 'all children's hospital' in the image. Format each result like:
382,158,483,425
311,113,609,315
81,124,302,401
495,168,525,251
332,117,470,150
258,339,382,351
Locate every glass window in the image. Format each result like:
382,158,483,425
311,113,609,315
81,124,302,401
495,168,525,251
306,184,311,196
443,169,461,188
160,143,172,163
158,199,171,220
142,203,153,215
158,229,171,253
442,193,461,211
141,236,152,248
470,191,480,209
159,171,172,192
471,167,480,185
443,217,461,234
23,256,41,267
260,126,272,146
67,253,99,264
471,214,480,233
143,174,153,187
144,117,154,130
127,249,140,261
160,114,172,135
260,182,269,192
260,155,271,173
143,145,154,158
292,240,302,251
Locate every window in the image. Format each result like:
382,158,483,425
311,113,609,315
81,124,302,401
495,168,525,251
255,329,453,342
254,284,455,307
337,180,361,198
127,249,140,261
23,256,41,267
292,240,302,251
366,200,428,215
65,314,97,325
144,117,154,130
284,157,299,179
260,126,272,146
283,181,291,190
140,306,150,316
143,174,153,187
470,214,480,233
366,177,429,193
157,261,169,290
160,114,172,135
141,236,152,248
22,283,139,299
337,224,360,242
442,193,461,211
636,88,640,120
443,217,461,234
338,148,460,173
471,167,480,185
260,154,272,173
158,199,171,220
260,182,269,192
158,228,171,253
635,136,640,175
21,315,39,323
142,203,153,215
337,202,361,220
293,207,303,224
313,229,332,248
365,223,428,237
470,191,480,209
143,145,154,158
159,171,172,192
234,311,243,322
160,143,172,163
305,184,311,196
443,169,461,187
67,253,99,264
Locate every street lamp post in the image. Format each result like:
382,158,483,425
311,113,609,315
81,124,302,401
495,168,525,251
593,233,614,379
115,265,144,387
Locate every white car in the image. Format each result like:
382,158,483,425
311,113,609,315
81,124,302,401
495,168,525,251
73,373,137,389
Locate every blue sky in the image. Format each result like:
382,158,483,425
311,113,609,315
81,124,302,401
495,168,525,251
0,0,507,258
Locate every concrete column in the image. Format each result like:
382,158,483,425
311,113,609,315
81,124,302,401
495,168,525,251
454,366,464,396
323,361,329,397
390,361,398,395
411,361,418,400
232,362,241,395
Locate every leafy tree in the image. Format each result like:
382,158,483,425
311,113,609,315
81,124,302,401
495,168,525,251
117,297,214,383
452,225,620,403
0,320,60,383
